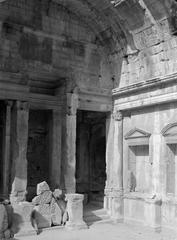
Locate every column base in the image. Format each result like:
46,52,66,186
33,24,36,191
65,221,88,230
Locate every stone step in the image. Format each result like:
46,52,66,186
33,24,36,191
83,206,110,225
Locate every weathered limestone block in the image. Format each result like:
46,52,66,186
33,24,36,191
37,181,50,195
144,197,162,230
11,201,35,236
0,204,8,239
50,198,62,226
33,204,52,229
32,191,52,205
65,194,87,230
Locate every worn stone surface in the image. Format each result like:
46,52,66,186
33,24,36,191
36,182,50,196
32,191,52,205
33,204,52,229
65,194,87,230
50,198,62,226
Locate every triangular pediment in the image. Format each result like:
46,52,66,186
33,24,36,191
125,128,151,140
162,123,177,137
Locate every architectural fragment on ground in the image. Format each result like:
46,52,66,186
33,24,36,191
31,182,68,228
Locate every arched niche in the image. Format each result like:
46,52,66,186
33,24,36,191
161,122,177,144
124,128,151,193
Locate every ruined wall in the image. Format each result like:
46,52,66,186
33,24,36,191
0,0,113,94
110,0,177,88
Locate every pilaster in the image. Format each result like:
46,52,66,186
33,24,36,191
104,110,124,221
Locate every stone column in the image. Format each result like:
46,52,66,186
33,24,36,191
65,193,88,230
49,110,62,189
10,101,29,203
64,93,78,193
3,101,13,197
104,110,123,222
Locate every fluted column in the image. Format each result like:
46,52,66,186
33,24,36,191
104,110,123,221
10,101,29,203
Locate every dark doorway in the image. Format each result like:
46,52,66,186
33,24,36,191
27,109,52,201
76,110,107,207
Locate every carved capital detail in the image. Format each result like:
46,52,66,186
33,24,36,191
15,101,29,111
113,110,123,121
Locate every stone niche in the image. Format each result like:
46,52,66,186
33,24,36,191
124,128,161,229
125,128,151,193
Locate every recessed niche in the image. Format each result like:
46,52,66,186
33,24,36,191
125,128,151,193
129,145,151,193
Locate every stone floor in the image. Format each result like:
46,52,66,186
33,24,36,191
15,222,177,240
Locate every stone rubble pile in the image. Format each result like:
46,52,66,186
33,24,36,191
32,181,67,229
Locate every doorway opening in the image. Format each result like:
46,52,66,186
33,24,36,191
76,110,107,207
27,109,52,201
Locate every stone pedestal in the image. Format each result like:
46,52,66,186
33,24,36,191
144,197,162,230
10,101,29,203
65,194,88,230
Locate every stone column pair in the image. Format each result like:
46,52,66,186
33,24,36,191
104,110,123,222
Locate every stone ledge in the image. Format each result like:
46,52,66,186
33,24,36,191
112,72,177,97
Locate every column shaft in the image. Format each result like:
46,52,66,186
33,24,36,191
10,101,29,203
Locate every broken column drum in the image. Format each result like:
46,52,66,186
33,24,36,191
65,194,87,230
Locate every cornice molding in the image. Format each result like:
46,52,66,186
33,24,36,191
112,72,177,97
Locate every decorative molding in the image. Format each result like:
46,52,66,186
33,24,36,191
125,128,151,146
113,72,177,97
161,122,177,144
125,128,151,139
113,110,123,121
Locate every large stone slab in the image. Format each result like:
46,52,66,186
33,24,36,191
50,198,62,226
33,204,52,229
32,191,52,205
37,181,50,195
11,201,35,237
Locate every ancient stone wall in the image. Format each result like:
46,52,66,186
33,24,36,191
0,0,113,94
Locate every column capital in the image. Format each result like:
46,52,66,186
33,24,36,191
113,110,123,121
5,100,13,107
15,101,29,111
66,93,78,116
